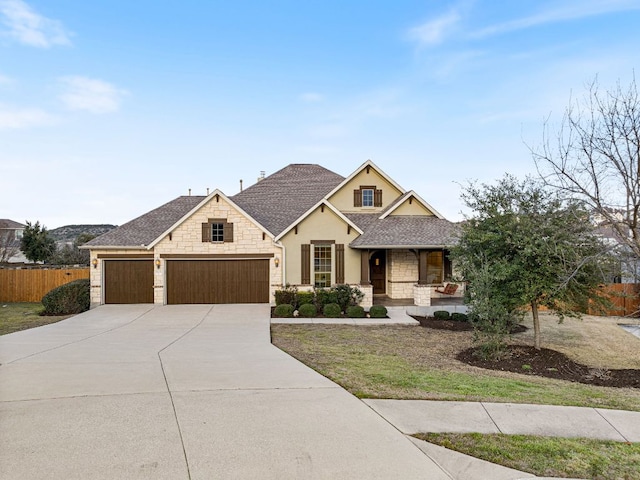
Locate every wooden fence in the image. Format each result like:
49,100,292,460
592,283,640,317
0,268,90,303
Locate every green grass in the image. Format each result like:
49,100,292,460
415,433,640,480
0,303,69,335
271,324,640,411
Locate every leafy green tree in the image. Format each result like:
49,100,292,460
452,175,610,351
20,221,56,264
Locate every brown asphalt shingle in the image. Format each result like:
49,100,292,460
349,216,460,248
84,196,206,247
231,164,344,236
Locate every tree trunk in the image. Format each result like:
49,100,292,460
531,301,541,350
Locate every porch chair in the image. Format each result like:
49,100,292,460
434,283,459,295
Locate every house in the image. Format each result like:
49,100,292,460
83,161,460,308
0,219,27,263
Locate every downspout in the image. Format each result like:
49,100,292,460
275,240,286,286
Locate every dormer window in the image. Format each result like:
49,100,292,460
353,186,382,207
362,188,374,207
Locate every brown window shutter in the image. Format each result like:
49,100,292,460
336,244,345,284
202,223,210,242
301,244,310,284
374,189,383,207
353,189,362,207
223,222,234,242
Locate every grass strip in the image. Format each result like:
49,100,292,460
414,433,640,480
0,303,68,335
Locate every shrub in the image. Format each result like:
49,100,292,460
296,291,314,308
346,305,365,318
41,279,90,315
451,312,469,322
333,284,365,311
369,305,388,318
274,284,297,306
314,288,337,310
298,303,317,317
433,310,450,320
323,303,342,317
273,304,294,317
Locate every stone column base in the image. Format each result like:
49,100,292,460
413,284,431,306
358,284,373,309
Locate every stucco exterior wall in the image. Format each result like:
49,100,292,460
387,249,418,299
327,167,403,213
390,199,435,216
280,206,360,286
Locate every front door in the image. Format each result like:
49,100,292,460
370,250,386,294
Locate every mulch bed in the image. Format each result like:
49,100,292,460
414,315,639,388
457,345,640,389
412,316,527,333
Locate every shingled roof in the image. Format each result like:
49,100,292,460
349,216,460,248
231,164,344,236
0,219,25,229
84,196,205,248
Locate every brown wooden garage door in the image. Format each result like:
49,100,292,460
166,259,269,304
104,260,154,304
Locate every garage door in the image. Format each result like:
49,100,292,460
104,260,154,304
166,259,269,304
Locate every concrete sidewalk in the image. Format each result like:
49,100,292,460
0,305,452,479
365,399,640,442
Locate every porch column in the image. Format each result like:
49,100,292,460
418,249,428,285
360,250,370,285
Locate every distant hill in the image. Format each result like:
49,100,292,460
49,224,117,243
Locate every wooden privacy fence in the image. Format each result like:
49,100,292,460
0,268,90,303
592,283,640,317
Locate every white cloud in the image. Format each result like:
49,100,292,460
407,9,461,47
300,92,324,103
0,0,71,48
59,76,128,114
0,104,55,129
471,0,640,39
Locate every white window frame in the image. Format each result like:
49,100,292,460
362,188,374,207
312,243,334,288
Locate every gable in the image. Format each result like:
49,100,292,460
154,193,275,254
387,196,436,216
326,164,403,213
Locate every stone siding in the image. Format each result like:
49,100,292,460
387,249,418,299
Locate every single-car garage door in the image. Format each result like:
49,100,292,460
166,259,269,304
104,260,154,304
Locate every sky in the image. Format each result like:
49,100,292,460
1,0,639,229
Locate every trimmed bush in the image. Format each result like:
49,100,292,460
323,303,342,317
346,305,365,318
314,288,338,310
369,305,388,318
273,304,294,317
333,284,365,311
451,312,469,322
274,284,297,306
298,303,317,317
296,291,314,308
41,279,90,315
433,310,451,320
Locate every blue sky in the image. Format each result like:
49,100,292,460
1,0,639,228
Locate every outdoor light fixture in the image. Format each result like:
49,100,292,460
92,258,98,269
155,259,161,269
274,257,280,268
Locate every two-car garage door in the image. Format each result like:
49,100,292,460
103,259,269,304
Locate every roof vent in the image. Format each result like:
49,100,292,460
240,179,243,192
257,171,265,182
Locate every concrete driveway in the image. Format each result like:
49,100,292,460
0,305,452,479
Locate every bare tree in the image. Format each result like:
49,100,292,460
531,76,640,264
0,229,20,263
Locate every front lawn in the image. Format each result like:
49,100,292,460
415,433,640,480
270,313,640,411
0,303,70,335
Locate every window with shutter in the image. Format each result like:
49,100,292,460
201,219,233,243
335,244,344,284
301,244,311,284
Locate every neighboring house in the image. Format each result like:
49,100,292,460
83,161,460,308
596,222,640,283
0,219,27,263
